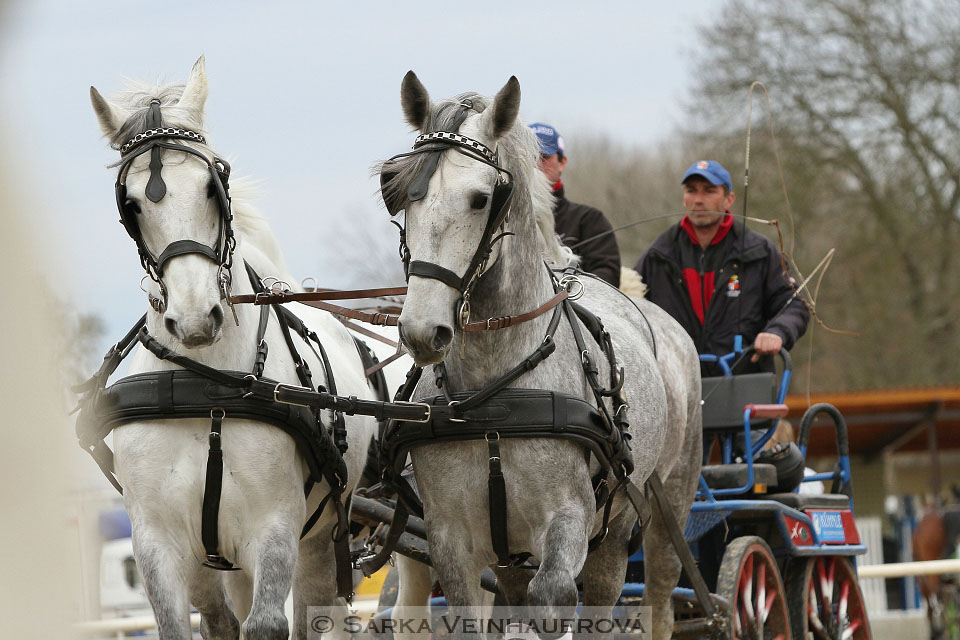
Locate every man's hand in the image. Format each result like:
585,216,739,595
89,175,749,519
750,332,783,362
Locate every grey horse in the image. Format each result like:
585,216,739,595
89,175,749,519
380,72,702,639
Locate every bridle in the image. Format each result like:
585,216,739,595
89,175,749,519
114,99,236,313
380,99,516,329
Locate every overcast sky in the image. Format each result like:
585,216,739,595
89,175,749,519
1,0,715,354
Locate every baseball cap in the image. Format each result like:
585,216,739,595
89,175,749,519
682,160,732,191
528,122,565,156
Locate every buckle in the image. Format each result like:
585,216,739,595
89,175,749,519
395,401,432,423
273,383,313,407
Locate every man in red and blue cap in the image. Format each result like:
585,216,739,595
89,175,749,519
530,122,621,286
635,160,809,378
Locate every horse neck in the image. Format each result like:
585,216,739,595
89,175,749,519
442,208,556,390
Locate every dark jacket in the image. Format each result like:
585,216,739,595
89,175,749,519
552,185,621,287
635,216,809,377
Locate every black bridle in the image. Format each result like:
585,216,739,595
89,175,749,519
114,99,236,312
380,100,516,328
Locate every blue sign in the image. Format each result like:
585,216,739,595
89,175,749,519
811,511,846,542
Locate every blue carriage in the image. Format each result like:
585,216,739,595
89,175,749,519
619,347,872,639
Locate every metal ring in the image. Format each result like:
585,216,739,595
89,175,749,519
558,274,585,301
484,431,500,442
210,407,226,419
301,276,318,291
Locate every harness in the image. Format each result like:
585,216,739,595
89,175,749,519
78,104,384,597
366,112,651,572
380,99,516,330
113,99,237,314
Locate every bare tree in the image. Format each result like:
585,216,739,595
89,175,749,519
686,0,960,388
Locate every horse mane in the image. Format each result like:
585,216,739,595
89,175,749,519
378,92,577,269
102,80,201,151
229,179,294,281
105,80,293,281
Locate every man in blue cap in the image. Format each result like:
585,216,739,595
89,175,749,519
635,160,809,378
529,122,621,286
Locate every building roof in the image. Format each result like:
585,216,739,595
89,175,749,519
785,386,960,458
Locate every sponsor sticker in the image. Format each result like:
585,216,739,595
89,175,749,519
811,511,846,543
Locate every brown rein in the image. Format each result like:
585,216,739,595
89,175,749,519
229,287,569,334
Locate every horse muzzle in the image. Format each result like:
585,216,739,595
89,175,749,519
397,319,454,365
163,303,224,348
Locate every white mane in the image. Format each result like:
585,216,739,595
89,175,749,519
227,178,295,284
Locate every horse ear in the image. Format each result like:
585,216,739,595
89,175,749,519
177,56,209,124
483,76,521,140
90,86,126,138
401,70,431,130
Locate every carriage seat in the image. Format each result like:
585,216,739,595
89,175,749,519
701,463,778,490
701,372,777,433
765,493,851,510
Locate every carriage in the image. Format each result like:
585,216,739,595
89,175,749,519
352,346,872,639
76,60,872,640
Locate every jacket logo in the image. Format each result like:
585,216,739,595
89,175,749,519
726,275,740,297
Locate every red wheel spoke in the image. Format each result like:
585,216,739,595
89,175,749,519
839,580,851,625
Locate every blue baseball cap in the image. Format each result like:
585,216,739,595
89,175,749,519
528,122,565,156
682,160,732,191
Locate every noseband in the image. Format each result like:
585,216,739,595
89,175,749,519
114,99,236,312
381,100,516,328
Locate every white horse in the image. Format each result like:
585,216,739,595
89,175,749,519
379,73,703,639
89,57,379,640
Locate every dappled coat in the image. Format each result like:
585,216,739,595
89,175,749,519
635,215,809,377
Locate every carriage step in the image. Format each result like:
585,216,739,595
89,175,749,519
701,463,777,490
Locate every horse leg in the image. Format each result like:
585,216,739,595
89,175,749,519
492,565,532,606
527,507,588,636
427,528,490,637
392,554,434,640
223,571,253,625
290,530,350,640
190,567,240,640
132,533,194,640
580,509,636,632
238,522,299,640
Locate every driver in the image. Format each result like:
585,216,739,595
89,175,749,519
634,160,809,378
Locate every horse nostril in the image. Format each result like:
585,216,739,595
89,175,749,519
433,325,453,351
164,316,179,338
209,304,224,331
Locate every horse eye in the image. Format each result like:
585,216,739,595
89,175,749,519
124,200,141,214
470,194,489,210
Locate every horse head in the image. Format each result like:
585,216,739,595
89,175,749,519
383,72,526,365
91,57,231,348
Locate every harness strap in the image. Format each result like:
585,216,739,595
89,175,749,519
355,502,410,577
229,286,408,305
201,409,238,570
646,472,715,617
486,432,514,567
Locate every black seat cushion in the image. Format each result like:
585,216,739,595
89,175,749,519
701,463,778,490
702,373,776,432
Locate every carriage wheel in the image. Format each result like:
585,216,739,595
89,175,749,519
784,556,871,640
716,536,792,640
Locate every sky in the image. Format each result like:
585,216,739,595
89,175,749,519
0,0,716,357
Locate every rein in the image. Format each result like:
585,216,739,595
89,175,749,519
228,286,569,335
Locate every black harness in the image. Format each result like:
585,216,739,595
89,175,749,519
73,262,381,596
78,102,383,597
370,109,651,570
114,99,236,312
380,99,516,328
